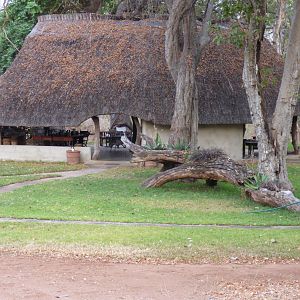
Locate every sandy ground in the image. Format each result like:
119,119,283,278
0,253,300,300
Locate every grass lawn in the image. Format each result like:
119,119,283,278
0,163,299,262
0,222,299,262
0,161,85,176
0,165,299,226
0,174,60,187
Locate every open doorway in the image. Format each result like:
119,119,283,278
79,114,141,161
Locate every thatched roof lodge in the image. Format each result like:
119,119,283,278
0,13,298,160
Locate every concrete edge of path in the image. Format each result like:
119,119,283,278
0,217,300,230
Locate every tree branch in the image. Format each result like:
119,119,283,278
1,0,20,53
197,0,214,59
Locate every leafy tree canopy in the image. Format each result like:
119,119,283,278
0,0,117,74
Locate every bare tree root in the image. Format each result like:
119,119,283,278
246,189,300,212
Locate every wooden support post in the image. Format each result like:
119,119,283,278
92,116,101,160
132,117,142,146
291,116,299,154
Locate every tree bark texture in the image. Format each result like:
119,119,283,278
243,0,300,210
143,149,250,188
242,1,279,181
82,0,102,13
121,135,187,165
165,0,213,150
243,1,300,189
92,116,101,160
116,0,162,18
271,0,300,186
291,116,299,154
246,189,300,212
165,0,198,149
122,135,250,187
272,0,287,55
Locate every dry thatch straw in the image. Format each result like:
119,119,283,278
0,13,298,127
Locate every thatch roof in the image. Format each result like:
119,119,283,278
111,113,133,130
0,13,298,127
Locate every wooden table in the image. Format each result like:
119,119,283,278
32,136,73,146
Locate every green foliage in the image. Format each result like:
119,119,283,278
101,0,119,14
168,140,190,151
219,0,252,21
228,23,245,48
212,24,224,45
260,66,278,88
245,173,269,190
212,22,245,48
0,0,96,74
0,0,42,73
144,133,167,150
154,133,166,149
143,134,190,151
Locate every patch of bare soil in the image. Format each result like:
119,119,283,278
0,253,300,300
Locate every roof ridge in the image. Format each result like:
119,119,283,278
37,13,169,23
37,13,122,22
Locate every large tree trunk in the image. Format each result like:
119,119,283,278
116,0,146,17
165,1,198,149
243,0,300,210
165,0,213,150
92,116,101,160
82,0,102,13
273,0,287,55
243,1,300,189
270,0,300,187
291,116,299,154
242,1,278,180
116,0,163,18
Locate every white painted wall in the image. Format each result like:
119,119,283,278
142,121,244,160
0,145,92,163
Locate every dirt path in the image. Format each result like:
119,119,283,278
0,253,299,300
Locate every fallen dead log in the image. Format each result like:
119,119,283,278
121,135,187,165
143,149,250,188
122,135,250,188
246,189,300,212
122,135,299,212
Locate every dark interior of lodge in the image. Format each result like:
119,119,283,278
0,121,133,149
